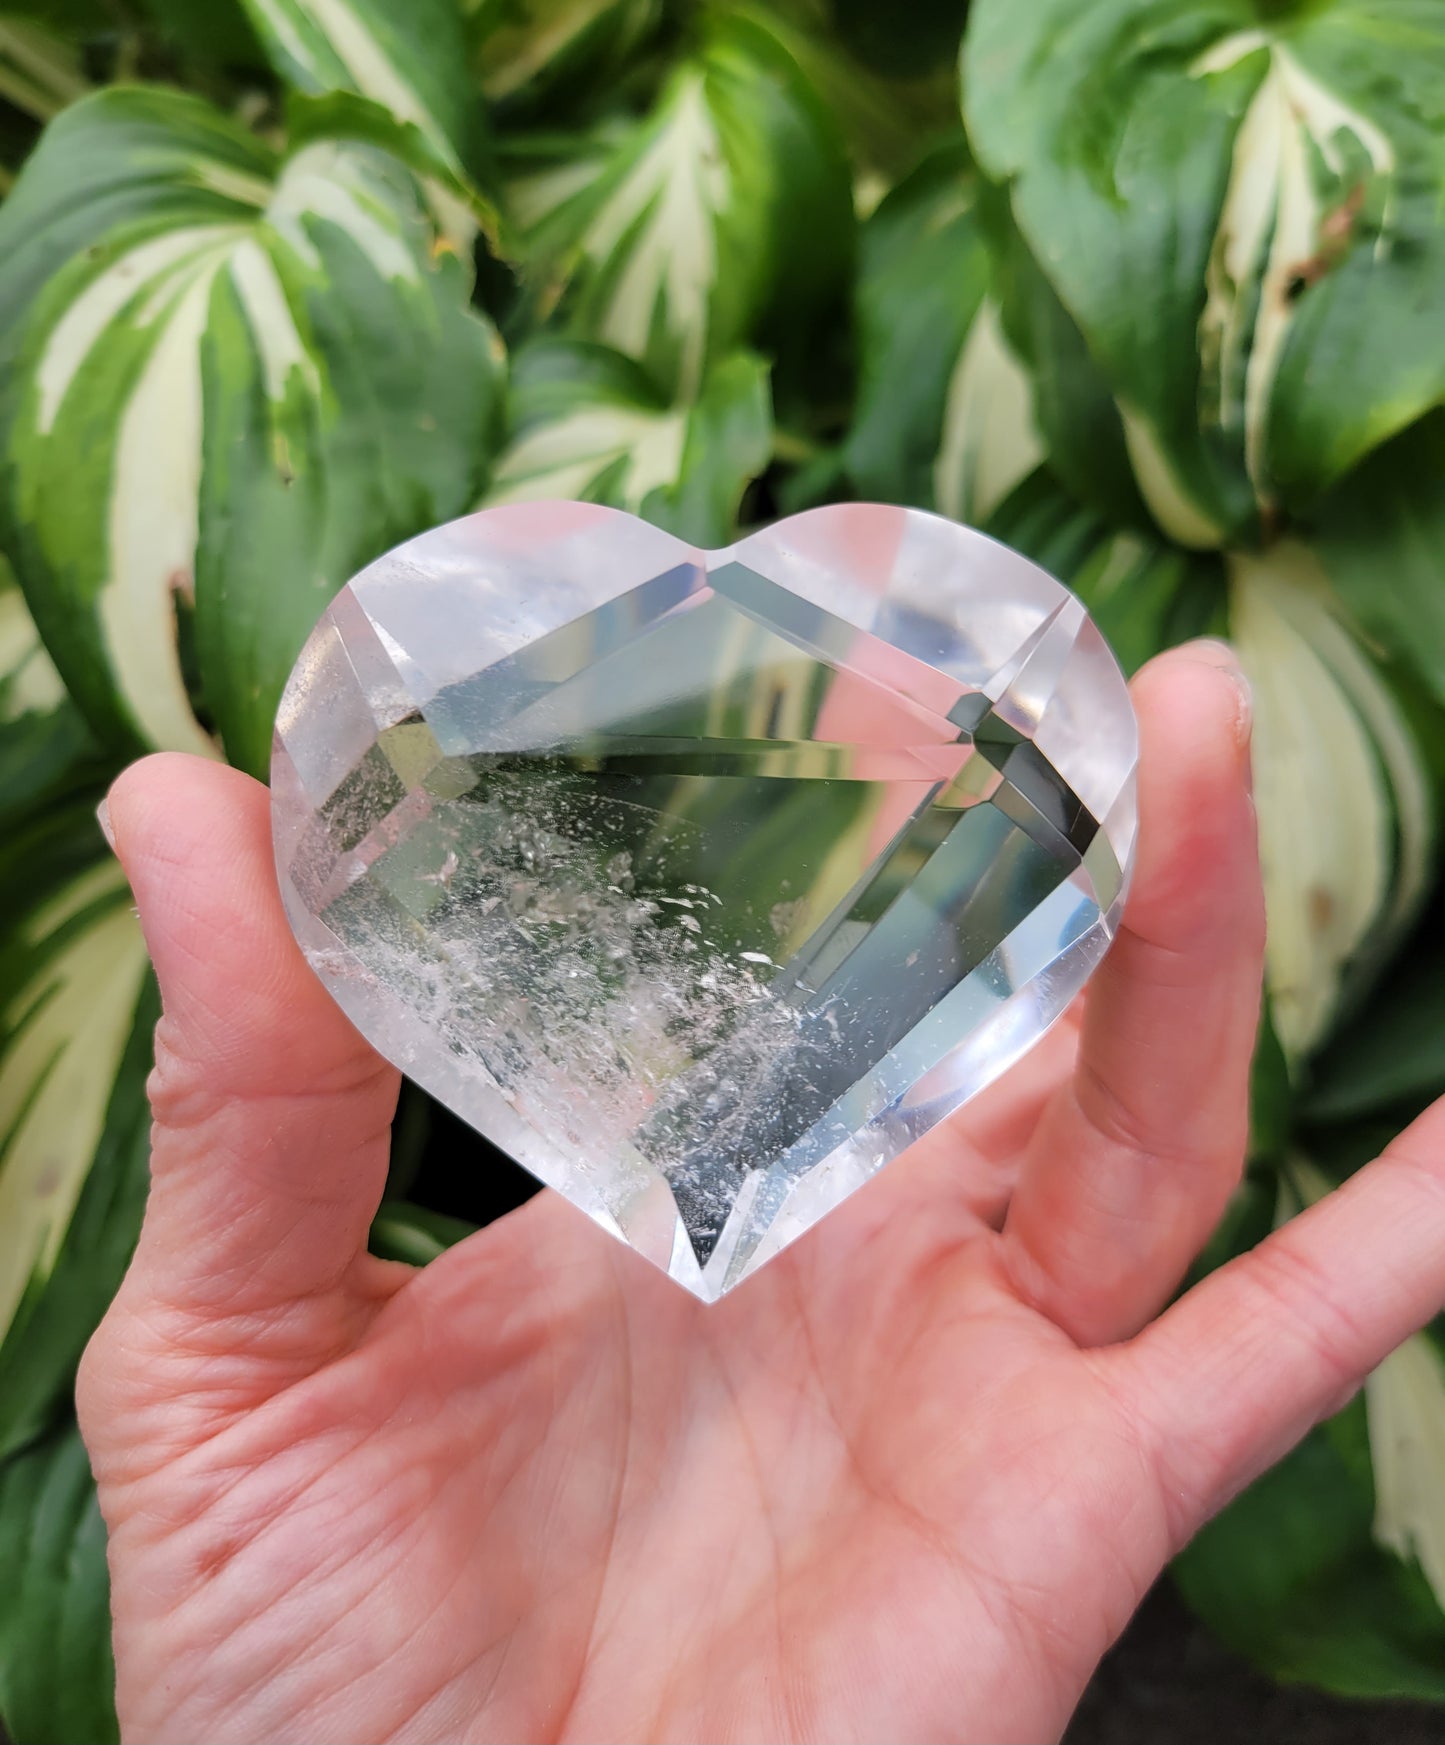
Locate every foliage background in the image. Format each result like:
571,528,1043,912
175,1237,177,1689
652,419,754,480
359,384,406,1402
1,0,1444,1737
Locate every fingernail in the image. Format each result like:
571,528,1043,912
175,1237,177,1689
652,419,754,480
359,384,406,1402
97,795,117,853
1183,637,1253,746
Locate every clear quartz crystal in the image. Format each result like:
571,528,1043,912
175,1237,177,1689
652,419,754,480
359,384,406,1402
272,503,1138,1301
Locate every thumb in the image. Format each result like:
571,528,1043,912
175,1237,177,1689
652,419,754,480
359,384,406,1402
80,755,401,1444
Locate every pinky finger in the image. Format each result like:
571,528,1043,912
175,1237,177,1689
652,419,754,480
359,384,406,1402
1108,1096,1445,1540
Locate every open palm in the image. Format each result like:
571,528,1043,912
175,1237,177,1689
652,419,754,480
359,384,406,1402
79,644,1445,1745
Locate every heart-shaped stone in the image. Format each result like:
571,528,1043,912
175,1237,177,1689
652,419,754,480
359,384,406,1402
272,503,1137,1300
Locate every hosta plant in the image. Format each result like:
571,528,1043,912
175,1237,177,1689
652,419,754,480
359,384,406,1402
1,0,1444,1736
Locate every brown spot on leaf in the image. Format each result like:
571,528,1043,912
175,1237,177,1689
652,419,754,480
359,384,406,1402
1321,181,1367,244
1309,885,1336,934
1283,183,1368,300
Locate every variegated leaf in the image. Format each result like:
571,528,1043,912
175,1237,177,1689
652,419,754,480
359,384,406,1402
505,11,853,399
1284,1156,1445,1616
1066,526,1225,679
239,0,484,179
0,847,150,1405
1171,1152,1445,1696
0,560,63,725
1230,544,1432,1057
965,0,1445,543
842,147,1158,534
740,0,959,181
983,206,1155,535
933,297,1044,527
464,0,662,110
1176,1338,1445,1697
0,1422,118,1744
0,87,505,776
978,469,1225,676
485,337,771,548
1367,1331,1445,1614
844,139,1042,520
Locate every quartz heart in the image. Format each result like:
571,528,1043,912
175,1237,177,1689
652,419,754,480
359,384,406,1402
272,503,1138,1300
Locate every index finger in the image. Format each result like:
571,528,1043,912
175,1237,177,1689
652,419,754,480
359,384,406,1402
1109,1096,1445,1538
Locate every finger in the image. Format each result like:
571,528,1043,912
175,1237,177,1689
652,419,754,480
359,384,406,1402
1002,641,1263,1344
1111,1099,1445,1539
99,753,400,1325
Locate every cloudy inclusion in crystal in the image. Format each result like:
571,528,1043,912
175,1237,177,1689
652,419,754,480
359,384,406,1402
273,504,1138,1301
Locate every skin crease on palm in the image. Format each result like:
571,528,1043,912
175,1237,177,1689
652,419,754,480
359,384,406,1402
76,640,1445,1745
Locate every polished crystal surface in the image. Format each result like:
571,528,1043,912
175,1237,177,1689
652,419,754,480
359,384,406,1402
272,503,1138,1300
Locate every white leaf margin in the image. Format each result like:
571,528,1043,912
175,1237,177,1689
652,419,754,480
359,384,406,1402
486,400,689,511
933,295,1045,526
1231,543,1432,1057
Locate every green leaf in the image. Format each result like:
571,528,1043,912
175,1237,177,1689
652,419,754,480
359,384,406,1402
1229,543,1434,1059
485,336,772,547
982,199,1153,534
0,86,505,776
843,137,1045,519
1304,906,1445,1123
465,0,663,113
0,839,153,1458
984,487,1393,1128
1176,1152,1445,1696
979,467,1111,584
506,10,854,400
1313,409,1445,712
733,1,960,182
136,0,267,67
647,352,774,549
1175,1392,1445,1699
1248,996,1293,1163
0,1420,118,1744
981,468,1226,674
0,980,156,1464
239,0,486,179
0,0,112,31
1066,525,1224,676
370,1199,477,1264
964,0,1445,542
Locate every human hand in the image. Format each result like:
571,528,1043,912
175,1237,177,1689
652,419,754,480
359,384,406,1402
78,642,1445,1744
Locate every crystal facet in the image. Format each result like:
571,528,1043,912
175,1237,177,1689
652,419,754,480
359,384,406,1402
272,504,1138,1300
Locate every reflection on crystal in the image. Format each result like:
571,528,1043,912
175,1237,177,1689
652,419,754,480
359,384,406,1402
273,503,1138,1300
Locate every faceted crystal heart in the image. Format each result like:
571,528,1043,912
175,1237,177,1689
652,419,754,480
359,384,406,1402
272,503,1137,1300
